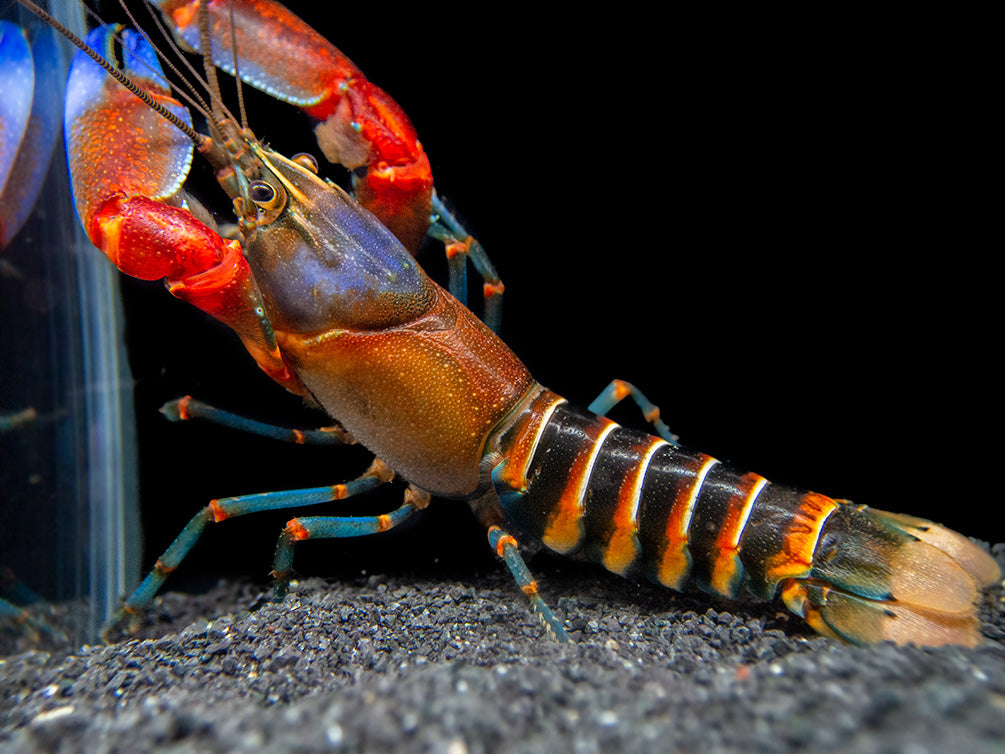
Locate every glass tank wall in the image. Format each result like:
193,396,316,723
1,0,138,651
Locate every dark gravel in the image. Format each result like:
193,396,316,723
2,547,1004,754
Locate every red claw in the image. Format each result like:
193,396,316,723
64,26,194,232
154,0,434,254
65,26,300,394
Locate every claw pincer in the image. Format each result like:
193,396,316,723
1,19,61,249
65,26,193,226
153,0,433,254
1,23,35,241
64,26,293,388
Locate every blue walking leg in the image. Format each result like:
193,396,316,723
428,193,504,333
0,568,70,645
0,596,68,644
588,379,678,444
487,525,570,641
160,396,355,445
106,458,395,638
0,407,37,432
272,486,429,600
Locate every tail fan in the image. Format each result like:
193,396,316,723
780,504,1000,647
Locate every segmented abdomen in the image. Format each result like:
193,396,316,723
499,401,839,602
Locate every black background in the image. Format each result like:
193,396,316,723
82,3,998,592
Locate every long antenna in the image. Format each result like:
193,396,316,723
197,0,225,123
16,0,207,147
120,0,214,119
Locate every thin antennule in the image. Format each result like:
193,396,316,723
135,0,249,132
119,0,214,118
227,0,249,129
118,0,243,131
16,0,206,147
133,0,248,132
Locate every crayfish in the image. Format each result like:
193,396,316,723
9,0,1000,648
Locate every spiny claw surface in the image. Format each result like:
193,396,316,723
64,25,193,231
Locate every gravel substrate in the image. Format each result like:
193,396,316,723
2,546,1003,754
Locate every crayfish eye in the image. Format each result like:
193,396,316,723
249,178,289,212
292,152,319,174
247,180,286,219
249,180,275,204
